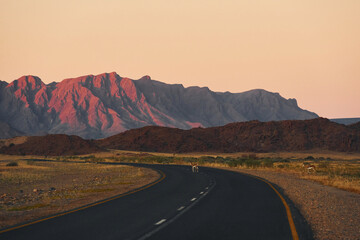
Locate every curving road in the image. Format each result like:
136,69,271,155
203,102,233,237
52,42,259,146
0,164,313,240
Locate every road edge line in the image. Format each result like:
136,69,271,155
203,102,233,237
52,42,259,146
253,176,299,240
0,169,166,235
205,166,300,240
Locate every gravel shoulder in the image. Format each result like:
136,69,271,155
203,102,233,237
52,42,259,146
231,168,360,240
0,159,159,229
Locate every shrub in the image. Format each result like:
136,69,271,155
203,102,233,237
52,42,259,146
153,156,173,164
280,159,290,163
6,161,18,167
198,156,215,164
262,159,274,168
244,159,261,168
226,158,243,168
305,156,315,160
234,158,246,166
226,160,238,168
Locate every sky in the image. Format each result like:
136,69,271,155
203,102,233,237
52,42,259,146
0,0,359,118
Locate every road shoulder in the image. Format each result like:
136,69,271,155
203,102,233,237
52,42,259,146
232,168,360,240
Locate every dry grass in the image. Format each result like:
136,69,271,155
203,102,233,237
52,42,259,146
0,159,159,229
299,163,360,193
0,136,28,149
84,149,360,161
71,150,360,194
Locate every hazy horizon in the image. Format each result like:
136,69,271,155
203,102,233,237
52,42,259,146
1,0,359,118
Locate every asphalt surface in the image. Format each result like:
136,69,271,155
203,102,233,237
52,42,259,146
0,164,312,240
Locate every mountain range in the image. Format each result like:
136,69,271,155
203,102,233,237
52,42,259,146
0,72,318,139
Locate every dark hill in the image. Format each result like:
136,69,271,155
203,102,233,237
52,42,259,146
1,118,358,155
349,121,360,131
330,118,360,125
0,134,103,156
97,118,360,153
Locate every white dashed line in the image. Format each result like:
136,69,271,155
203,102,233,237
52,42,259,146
200,191,204,194
205,187,209,189
138,179,217,240
154,219,167,225
177,206,185,211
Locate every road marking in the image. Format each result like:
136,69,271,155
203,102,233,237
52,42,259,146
200,191,204,194
177,206,185,211
154,219,167,225
190,198,197,201
205,187,209,189
253,176,299,240
138,178,217,240
0,169,166,235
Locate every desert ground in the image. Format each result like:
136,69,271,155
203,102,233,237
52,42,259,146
0,158,159,229
1,151,359,239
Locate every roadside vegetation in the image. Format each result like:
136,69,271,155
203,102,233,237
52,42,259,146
0,150,358,228
52,150,360,194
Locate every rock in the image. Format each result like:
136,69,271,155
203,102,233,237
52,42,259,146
97,118,360,153
0,72,318,139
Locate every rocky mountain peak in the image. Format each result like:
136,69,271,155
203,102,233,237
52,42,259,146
7,75,44,91
0,72,318,139
140,75,151,81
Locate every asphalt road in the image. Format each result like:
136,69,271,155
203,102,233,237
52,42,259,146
0,164,312,240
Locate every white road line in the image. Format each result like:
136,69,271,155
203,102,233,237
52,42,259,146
154,219,167,225
138,180,217,240
200,191,204,194
177,206,185,211
205,187,209,189
190,198,197,202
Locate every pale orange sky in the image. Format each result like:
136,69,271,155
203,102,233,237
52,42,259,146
0,0,359,118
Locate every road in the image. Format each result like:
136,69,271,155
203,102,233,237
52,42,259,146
0,164,312,240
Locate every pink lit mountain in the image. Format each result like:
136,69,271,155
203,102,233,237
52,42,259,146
0,72,318,139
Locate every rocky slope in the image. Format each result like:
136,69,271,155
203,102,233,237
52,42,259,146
0,134,103,156
330,118,360,125
0,72,318,139
0,121,23,139
1,118,359,155
97,118,360,153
